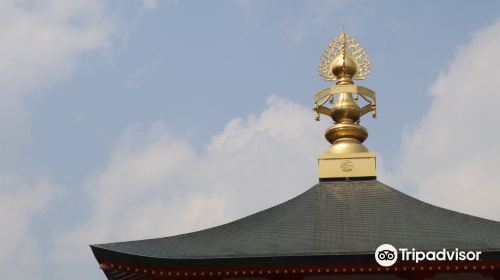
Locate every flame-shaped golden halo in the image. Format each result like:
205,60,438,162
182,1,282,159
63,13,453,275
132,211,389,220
318,33,371,81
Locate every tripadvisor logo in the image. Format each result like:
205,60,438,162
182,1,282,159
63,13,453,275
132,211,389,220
375,244,482,267
375,244,398,267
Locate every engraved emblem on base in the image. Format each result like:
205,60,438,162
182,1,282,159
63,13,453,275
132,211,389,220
340,159,354,172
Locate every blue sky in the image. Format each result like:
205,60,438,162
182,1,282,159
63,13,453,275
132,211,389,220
28,0,500,176
1,1,500,279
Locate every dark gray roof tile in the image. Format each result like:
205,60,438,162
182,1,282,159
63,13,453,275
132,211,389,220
92,180,500,261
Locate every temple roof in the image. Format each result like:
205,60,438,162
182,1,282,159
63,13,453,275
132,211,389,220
91,180,500,267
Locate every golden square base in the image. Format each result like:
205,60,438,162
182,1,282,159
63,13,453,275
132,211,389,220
318,152,376,179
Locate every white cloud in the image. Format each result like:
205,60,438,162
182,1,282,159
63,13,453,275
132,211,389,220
391,19,500,221
0,0,114,278
0,0,112,157
0,176,57,280
53,96,326,278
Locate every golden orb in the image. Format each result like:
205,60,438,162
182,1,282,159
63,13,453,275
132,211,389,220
331,54,359,81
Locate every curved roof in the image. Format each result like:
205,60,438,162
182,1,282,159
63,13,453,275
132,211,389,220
92,180,500,266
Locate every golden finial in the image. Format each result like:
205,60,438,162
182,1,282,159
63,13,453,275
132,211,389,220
313,33,377,180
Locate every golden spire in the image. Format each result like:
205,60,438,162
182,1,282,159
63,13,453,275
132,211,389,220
314,33,377,179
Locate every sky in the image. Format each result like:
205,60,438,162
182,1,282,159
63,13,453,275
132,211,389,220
1,0,500,279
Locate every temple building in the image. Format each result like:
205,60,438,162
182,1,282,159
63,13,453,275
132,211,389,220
91,33,500,280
